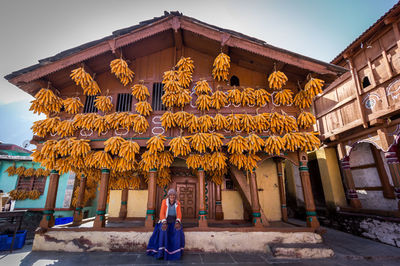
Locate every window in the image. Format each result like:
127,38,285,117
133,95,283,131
116,93,132,112
230,75,240,86
83,95,98,113
152,83,166,111
16,176,46,194
224,174,236,190
362,76,371,88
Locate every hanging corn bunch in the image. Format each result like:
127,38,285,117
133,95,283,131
264,135,284,155
293,89,313,109
281,114,298,134
157,167,172,187
196,94,212,111
31,117,60,137
16,166,26,176
133,115,149,133
212,52,230,81
302,132,321,151
211,89,228,109
283,132,306,152
274,89,293,105
269,112,285,134
198,115,214,133
131,82,150,101
114,157,135,172
305,76,324,98
173,111,192,128
55,138,74,157
139,151,159,172
158,151,173,169
23,168,35,177
177,71,192,88
254,89,271,107
110,58,135,86
194,80,212,96
210,152,227,170
120,112,137,130
186,154,203,170
146,134,166,154
83,79,101,96
70,67,93,89
161,91,176,108
77,113,98,130
186,115,198,133
227,87,242,105
161,111,175,130
93,115,109,135
227,135,248,154
94,96,113,113
119,140,140,162
240,114,255,133
6,165,17,176
297,111,316,129
246,154,261,171
41,140,58,159
93,151,113,169
175,88,192,107
268,70,288,90
176,57,195,73
104,136,126,155
226,114,241,132
229,153,247,170
70,139,91,158
242,88,256,106
169,136,191,157
34,168,46,177
207,133,224,152
190,133,209,153
30,88,63,115
63,97,83,114
253,113,269,133
56,120,76,138
135,101,153,116
213,113,227,131
246,134,265,154
209,168,227,185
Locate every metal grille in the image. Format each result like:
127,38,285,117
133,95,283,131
83,96,98,113
116,93,132,112
152,83,166,111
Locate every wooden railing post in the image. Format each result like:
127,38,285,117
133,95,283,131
119,188,129,219
39,170,60,229
72,174,87,225
298,152,320,228
145,168,157,229
340,156,362,209
215,184,224,220
275,158,288,222
198,168,208,227
93,168,110,228
384,145,400,211
249,169,263,227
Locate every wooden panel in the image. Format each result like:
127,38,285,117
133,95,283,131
177,183,196,219
314,89,338,114
380,28,396,51
336,78,354,101
353,52,366,70
325,110,342,132
387,46,400,74
340,101,361,125
372,56,390,84
365,40,382,61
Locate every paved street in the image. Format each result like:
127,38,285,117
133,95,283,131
0,225,399,266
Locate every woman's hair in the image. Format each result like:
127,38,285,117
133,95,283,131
167,188,176,196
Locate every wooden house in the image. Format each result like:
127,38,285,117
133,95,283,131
5,12,345,249
312,3,400,216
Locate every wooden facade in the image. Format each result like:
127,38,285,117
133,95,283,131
5,13,345,230
315,3,400,214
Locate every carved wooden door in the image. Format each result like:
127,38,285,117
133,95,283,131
177,183,196,219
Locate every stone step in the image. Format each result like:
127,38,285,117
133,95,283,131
270,243,334,259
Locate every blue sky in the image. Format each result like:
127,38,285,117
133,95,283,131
0,0,397,148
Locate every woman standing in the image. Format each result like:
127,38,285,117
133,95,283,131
146,188,185,260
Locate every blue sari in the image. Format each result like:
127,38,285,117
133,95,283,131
146,221,185,260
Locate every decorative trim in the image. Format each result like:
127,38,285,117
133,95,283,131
101,168,110,173
146,209,155,214
198,211,207,215
149,168,157,172
43,210,55,215
50,170,59,174
121,201,127,205
306,211,317,216
252,212,261,217
96,210,106,215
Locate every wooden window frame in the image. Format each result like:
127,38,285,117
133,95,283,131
16,176,47,194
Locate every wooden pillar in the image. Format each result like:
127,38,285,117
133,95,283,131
298,153,320,228
119,188,129,219
93,168,110,228
145,168,157,229
249,169,263,227
72,174,87,225
39,170,60,229
198,168,208,227
371,146,395,199
384,145,400,211
215,184,223,220
340,156,362,209
275,158,288,222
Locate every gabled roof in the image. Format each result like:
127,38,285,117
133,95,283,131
5,11,346,86
331,1,400,64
